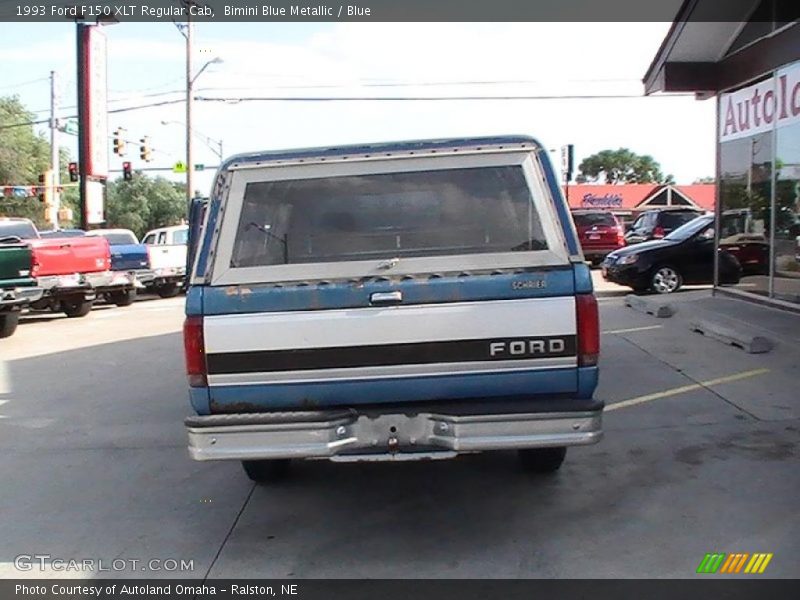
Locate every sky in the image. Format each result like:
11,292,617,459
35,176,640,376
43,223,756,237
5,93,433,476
0,21,717,195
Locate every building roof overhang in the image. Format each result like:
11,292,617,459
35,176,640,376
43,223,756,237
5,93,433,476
643,0,799,96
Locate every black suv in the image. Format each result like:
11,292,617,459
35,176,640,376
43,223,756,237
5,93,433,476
624,208,704,245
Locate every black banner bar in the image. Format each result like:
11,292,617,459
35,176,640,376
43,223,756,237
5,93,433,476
0,0,776,23
1,579,799,600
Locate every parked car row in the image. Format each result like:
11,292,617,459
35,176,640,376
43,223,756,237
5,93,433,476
570,207,748,294
0,217,188,339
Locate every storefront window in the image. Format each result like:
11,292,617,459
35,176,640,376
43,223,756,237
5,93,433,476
716,60,800,306
773,121,800,303
719,132,773,297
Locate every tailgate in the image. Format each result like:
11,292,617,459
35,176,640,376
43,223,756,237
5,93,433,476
148,245,187,271
202,270,582,412
0,243,33,283
580,224,619,247
30,237,109,276
111,243,149,271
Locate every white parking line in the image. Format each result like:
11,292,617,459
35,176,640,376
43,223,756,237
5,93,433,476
606,368,771,412
603,325,663,335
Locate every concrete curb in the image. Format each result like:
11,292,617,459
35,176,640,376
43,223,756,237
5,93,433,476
594,289,631,298
689,318,773,353
625,294,674,318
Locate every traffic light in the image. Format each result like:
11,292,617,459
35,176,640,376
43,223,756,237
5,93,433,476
68,162,79,182
113,127,126,156
139,136,152,162
122,161,133,181
37,173,46,203
37,170,53,204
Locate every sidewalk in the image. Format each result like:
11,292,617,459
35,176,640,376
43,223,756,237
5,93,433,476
625,289,800,346
591,269,630,297
590,269,714,298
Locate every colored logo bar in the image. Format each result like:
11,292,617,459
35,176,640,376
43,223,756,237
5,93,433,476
697,553,773,574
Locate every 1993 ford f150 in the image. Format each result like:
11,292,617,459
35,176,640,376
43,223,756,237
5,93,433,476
183,136,602,481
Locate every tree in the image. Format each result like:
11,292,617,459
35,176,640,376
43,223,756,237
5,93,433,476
0,95,80,228
694,176,715,184
1,96,55,226
105,172,187,238
577,148,673,184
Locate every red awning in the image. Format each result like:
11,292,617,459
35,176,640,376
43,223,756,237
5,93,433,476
563,184,715,212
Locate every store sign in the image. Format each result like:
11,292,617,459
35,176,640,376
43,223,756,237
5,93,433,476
81,26,109,178
581,193,623,208
85,180,105,225
719,61,800,143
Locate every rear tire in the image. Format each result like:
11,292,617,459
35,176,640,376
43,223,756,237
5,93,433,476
110,289,136,307
156,283,179,298
518,447,567,473
242,459,291,483
62,298,93,318
0,312,20,338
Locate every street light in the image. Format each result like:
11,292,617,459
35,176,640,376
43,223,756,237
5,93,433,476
192,56,223,85
175,9,223,204
160,120,223,161
187,56,222,201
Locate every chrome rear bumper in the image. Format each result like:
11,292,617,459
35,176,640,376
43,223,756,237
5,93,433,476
0,286,44,307
186,409,602,462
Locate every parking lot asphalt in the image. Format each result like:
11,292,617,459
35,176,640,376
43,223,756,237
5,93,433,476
0,291,797,579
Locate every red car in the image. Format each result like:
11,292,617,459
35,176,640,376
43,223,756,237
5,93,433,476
571,210,626,266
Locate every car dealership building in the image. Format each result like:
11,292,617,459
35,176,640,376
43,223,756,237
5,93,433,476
645,1,800,308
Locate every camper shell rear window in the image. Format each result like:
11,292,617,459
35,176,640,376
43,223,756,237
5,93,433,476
206,150,571,285
231,166,548,268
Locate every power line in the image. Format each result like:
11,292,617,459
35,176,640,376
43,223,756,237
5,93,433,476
0,98,185,131
2,90,696,132
27,88,186,116
210,76,644,90
23,77,651,115
195,93,695,102
0,117,51,131
0,76,50,93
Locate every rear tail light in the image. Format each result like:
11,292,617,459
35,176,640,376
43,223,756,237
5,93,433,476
576,294,599,367
183,316,207,387
653,226,665,239
30,251,40,277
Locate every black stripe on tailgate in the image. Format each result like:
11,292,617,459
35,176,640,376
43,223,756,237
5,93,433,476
207,335,577,374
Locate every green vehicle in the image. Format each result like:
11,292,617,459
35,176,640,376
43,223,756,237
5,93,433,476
0,240,44,338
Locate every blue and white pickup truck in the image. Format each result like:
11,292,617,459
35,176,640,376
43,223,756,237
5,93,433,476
183,136,602,481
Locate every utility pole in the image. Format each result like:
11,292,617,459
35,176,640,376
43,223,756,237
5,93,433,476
185,15,194,205
49,70,60,229
76,22,88,230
